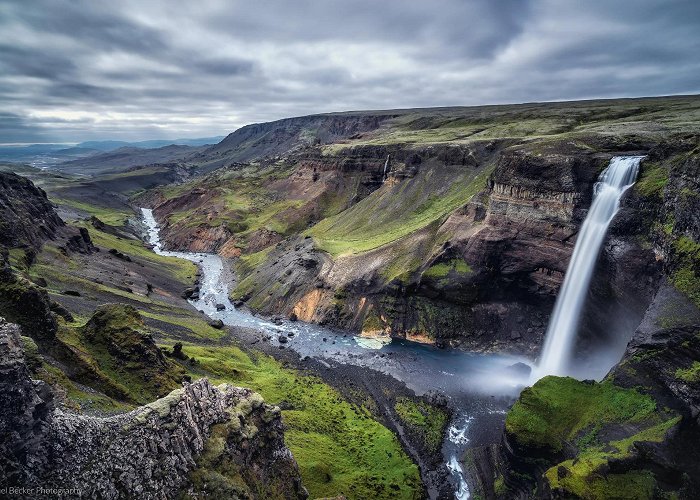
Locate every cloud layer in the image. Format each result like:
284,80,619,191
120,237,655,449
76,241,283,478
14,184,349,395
1,0,698,142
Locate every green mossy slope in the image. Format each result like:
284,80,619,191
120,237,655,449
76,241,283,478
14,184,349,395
308,164,493,256
503,376,681,499
177,344,422,500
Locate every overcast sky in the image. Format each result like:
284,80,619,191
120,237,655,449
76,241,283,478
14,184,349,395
1,0,698,143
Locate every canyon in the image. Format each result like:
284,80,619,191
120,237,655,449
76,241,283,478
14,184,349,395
0,95,698,499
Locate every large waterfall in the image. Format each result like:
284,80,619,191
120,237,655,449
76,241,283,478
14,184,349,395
536,156,644,378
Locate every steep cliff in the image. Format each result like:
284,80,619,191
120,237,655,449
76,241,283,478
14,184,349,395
220,137,651,354
0,171,64,250
469,137,700,499
0,316,307,499
145,98,698,356
191,111,400,168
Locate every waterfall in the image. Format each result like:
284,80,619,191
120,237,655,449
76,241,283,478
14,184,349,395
383,154,390,179
535,156,643,378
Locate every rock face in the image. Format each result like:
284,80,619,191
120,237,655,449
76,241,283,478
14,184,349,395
217,138,653,354
469,282,700,499
147,104,696,360
200,112,399,166
0,317,307,499
0,172,64,250
467,137,700,499
0,265,59,342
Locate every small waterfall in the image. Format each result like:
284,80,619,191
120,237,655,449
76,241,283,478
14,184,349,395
382,154,390,180
535,156,643,378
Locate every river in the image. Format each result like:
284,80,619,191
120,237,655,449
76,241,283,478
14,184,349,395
141,208,532,499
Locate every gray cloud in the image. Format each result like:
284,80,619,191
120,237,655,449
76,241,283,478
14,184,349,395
0,113,53,143
0,0,698,142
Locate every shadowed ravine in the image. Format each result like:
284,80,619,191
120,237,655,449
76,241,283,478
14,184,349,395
142,208,530,499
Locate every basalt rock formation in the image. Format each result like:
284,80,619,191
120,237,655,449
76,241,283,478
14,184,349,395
0,316,307,499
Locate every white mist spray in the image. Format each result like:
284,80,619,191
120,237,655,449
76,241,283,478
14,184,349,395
535,156,643,379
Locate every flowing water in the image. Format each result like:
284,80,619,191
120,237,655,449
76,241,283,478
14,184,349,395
536,156,643,379
141,208,530,499
142,153,641,497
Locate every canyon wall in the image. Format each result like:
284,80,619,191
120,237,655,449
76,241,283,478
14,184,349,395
160,136,660,356
468,136,700,499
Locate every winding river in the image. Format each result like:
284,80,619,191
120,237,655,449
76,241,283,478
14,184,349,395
141,208,531,499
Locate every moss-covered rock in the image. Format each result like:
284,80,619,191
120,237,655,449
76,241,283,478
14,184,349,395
488,279,700,499
394,397,449,455
500,375,683,498
68,304,187,404
506,377,659,452
0,270,58,341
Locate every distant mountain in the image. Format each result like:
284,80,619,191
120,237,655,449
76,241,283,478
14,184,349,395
77,136,225,152
0,143,76,158
56,144,207,175
0,136,224,168
0,144,99,167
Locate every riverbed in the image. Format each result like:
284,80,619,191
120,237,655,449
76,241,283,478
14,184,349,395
141,208,531,499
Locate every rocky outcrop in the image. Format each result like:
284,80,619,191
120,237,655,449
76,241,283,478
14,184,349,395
0,172,64,250
64,227,97,254
468,281,700,500
611,282,700,422
0,316,307,499
0,172,98,340
0,267,59,342
63,304,187,404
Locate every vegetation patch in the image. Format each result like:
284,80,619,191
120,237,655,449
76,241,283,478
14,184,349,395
394,397,449,455
494,474,507,496
506,376,682,499
675,361,700,383
423,259,472,279
236,246,274,275
547,467,656,500
76,221,197,283
362,312,385,334
544,416,679,499
635,161,669,198
179,344,422,499
56,304,186,404
187,420,289,499
671,236,700,307
51,197,134,226
36,361,133,415
309,164,494,256
140,310,227,340
506,376,660,453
